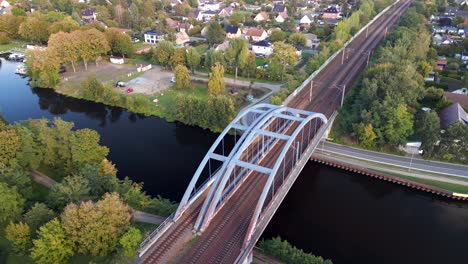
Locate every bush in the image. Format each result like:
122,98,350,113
0,32,10,44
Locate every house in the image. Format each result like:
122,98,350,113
441,35,454,45
455,10,468,18
199,1,220,11
245,28,268,42
436,60,448,70
444,6,457,16
175,31,190,45
275,13,288,23
300,13,319,24
252,40,273,56
179,23,194,33
81,8,96,21
218,7,233,18
272,4,288,16
447,82,468,94
304,33,320,48
244,4,261,11
296,3,308,11
136,62,152,72
196,10,217,21
110,56,124,64
323,6,340,19
457,0,468,6
439,102,468,128
215,40,230,51
254,12,269,22
226,25,241,38
144,30,164,44
165,18,179,29
295,45,303,56
444,93,468,108
0,0,10,8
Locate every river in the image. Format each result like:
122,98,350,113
1,59,467,264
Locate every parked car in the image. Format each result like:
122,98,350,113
170,77,176,83
116,81,126,87
59,65,66,73
126,87,134,93
132,38,140,43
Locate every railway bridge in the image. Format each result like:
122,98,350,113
138,0,411,262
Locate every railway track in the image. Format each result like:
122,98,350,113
142,1,412,263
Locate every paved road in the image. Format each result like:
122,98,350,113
316,142,468,178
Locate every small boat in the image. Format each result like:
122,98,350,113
15,65,27,75
8,53,25,62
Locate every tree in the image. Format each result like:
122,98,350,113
186,47,201,73
48,31,80,72
77,29,110,70
119,227,142,256
208,63,225,96
171,47,187,68
204,48,226,68
70,128,109,167
353,123,377,149
99,159,118,177
26,48,62,88
19,17,50,43
0,183,25,225
174,3,191,16
31,218,74,264
61,193,131,256
205,22,225,45
48,175,91,209
436,122,468,163
5,222,31,254
174,65,191,90
152,40,174,69
453,16,464,26
0,15,25,39
241,52,257,79
269,42,299,80
415,111,440,157
288,32,306,47
225,38,249,79
105,28,134,58
0,128,21,168
24,203,55,232
269,29,286,42
48,17,79,34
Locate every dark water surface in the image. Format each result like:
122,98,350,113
1,59,468,264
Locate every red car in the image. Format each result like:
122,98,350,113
126,87,134,93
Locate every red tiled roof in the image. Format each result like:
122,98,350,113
444,92,468,108
246,28,266,37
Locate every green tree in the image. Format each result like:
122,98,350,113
105,28,134,58
48,31,80,72
77,29,110,70
152,40,174,69
119,227,142,256
174,65,191,90
205,22,225,45
186,47,201,74
288,32,306,47
353,123,377,149
48,175,91,209
5,222,31,254
61,193,131,256
269,42,299,80
70,128,109,166
26,48,61,88
436,122,468,163
48,17,79,34
453,16,464,26
171,47,187,68
0,15,25,39
269,29,286,42
19,17,50,43
0,182,25,225
24,203,55,232
208,63,225,96
0,128,21,168
415,111,440,157
225,38,249,79
241,51,257,79
31,218,75,264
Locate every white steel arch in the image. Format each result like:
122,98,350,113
174,104,281,220
194,106,327,232
243,113,327,245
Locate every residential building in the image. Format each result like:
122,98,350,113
439,102,468,128
245,28,268,42
226,25,241,38
272,4,288,16
218,7,233,18
275,13,288,23
144,30,164,44
196,10,217,21
254,12,269,22
444,93,468,108
436,60,448,70
199,1,220,11
304,33,320,48
81,8,96,21
323,6,340,19
175,31,190,45
167,0,182,7
300,13,319,24
215,40,230,51
252,40,273,56
166,18,179,29
179,23,194,33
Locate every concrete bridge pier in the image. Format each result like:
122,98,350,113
240,250,253,264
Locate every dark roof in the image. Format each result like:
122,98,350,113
444,92,468,108
323,18,340,25
226,25,239,34
81,8,94,16
439,102,468,128
324,7,339,13
253,40,272,47
145,30,158,35
447,82,464,92
203,10,218,15
272,5,286,12
455,10,468,17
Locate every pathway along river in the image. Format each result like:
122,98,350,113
1,59,468,263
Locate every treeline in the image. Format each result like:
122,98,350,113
270,0,394,103
258,237,333,264
335,0,468,163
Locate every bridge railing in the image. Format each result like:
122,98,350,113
138,212,175,257
283,0,402,105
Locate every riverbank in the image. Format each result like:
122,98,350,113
312,142,468,199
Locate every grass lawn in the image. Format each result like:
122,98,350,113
156,84,209,118
255,57,266,67
125,54,153,65
0,42,25,53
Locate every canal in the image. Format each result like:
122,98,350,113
1,59,468,264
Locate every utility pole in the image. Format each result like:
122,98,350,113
309,81,313,102
384,27,388,39
341,48,345,64
366,51,371,66
340,85,346,107
366,26,369,38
